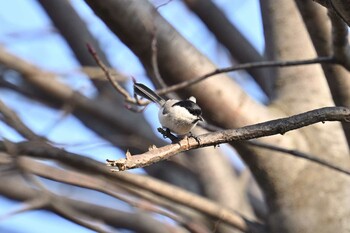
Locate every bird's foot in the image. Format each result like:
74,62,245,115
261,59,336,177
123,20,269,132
188,132,201,145
157,128,180,143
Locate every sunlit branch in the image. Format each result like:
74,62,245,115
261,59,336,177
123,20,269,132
107,107,350,170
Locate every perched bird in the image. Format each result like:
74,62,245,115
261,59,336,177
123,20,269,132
134,83,203,136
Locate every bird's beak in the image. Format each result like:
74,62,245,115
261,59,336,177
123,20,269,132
198,116,204,121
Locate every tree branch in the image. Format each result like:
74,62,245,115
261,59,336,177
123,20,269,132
328,9,350,70
86,43,145,104
296,1,350,146
245,140,350,176
0,99,44,141
18,156,208,233
314,0,350,26
0,143,264,233
37,0,114,92
107,107,350,170
156,56,335,95
0,173,174,233
183,0,274,97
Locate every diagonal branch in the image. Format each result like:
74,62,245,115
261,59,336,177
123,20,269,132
0,195,48,221
0,173,172,233
183,0,273,97
107,106,350,170
245,140,350,176
37,0,112,92
156,56,336,95
0,99,44,141
18,157,211,233
86,44,138,103
0,141,264,233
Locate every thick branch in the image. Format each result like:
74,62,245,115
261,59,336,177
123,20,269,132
107,107,350,170
37,0,112,91
296,1,350,146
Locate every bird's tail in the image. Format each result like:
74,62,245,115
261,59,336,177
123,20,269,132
134,83,164,105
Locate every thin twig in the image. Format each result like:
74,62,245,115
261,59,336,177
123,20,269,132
87,43,129,98
245,140,350,176
150,23,167,88
86,43,148,105
155,0,173,9
150,3,180,100
156,56,336,94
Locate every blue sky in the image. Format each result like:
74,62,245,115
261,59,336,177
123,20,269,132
0,0,263,232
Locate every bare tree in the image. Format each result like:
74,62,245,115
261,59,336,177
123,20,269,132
0,1,350,233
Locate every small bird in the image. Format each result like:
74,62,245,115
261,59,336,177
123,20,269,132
134,83,203,136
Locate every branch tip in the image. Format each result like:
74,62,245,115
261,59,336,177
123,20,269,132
106,158,127,171
131,76,137,83
86,43,96,55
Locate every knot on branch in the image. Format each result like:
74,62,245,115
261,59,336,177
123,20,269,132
148,144,158,151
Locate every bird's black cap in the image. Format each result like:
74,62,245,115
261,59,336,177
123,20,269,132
172,100,202,116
